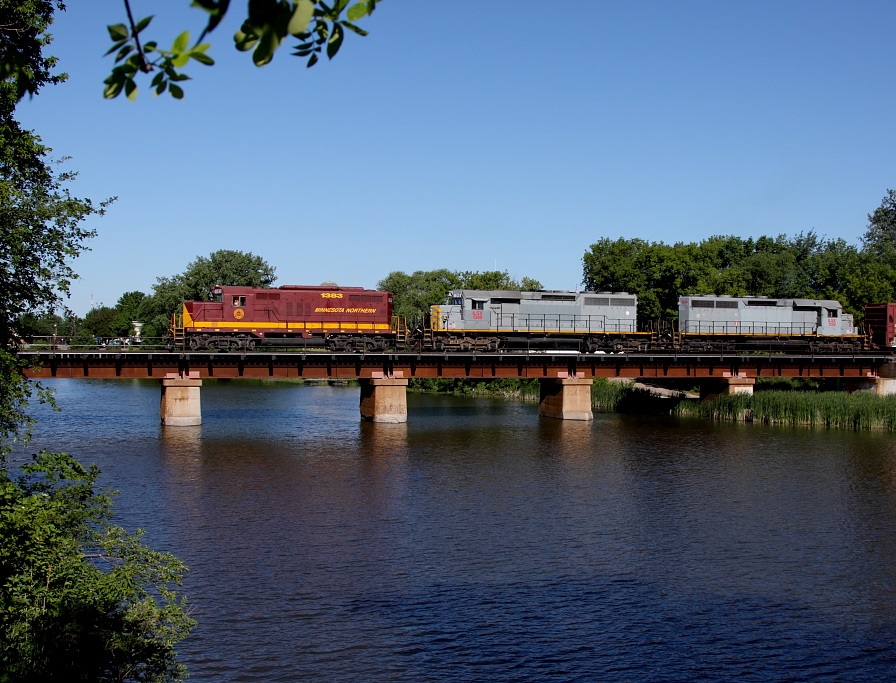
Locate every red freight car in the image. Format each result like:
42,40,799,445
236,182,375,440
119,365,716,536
865,303,896,349
171,284,395,351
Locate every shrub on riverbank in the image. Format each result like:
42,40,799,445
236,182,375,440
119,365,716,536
675,389,896,430
409,378,540,401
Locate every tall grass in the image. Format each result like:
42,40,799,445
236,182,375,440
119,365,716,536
591,379,636,411
409,378,540,401
675,390,896,430
591,379,686,414
409,376,896,431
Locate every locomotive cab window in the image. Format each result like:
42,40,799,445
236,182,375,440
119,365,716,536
211,288,223,302
232,296,246,307
471,300,486,310
828,309,838,318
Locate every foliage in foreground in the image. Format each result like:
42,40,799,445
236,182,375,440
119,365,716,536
103,0,384,99
0,451,195,682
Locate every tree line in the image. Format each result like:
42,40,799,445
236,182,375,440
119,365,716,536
16,254,545,345
583,191,896,324
24,188,896,346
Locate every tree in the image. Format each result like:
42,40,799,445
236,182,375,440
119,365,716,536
581,233,895,324
0,451,195,682
1,0,108,445
110,290,148,337
1,4,195,679
81,306,118,339
103,0,383,100
863,189,896,256
139,249,277,338
378,269,462,322
457,270,543,292
378,269,544,323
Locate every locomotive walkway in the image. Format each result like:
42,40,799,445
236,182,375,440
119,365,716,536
19,349,896,425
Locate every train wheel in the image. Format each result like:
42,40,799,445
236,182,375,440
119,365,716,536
188,337,200,350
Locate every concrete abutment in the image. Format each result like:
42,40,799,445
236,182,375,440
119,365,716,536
359,378,409,423
539,378,594,421
160,377,202,426
875,362,896,396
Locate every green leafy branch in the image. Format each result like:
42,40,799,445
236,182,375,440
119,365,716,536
103,8,213,101
235,0,380,67
103,0,382,100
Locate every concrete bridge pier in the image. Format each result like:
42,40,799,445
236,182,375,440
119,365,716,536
700,376,755,401
359,376,408,423
160,373,202,426
539,377,594,421
875,362,896,396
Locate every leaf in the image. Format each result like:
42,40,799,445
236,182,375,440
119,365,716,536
107,24,129,41
169,83,185,99
115,45,135,62
125,78,138,101
288,0,315,36
103,79,124,99
326,23,344,59
103,40,127,57
133,15,154,34
172,31,191,54
341,21,368,37
307,52,319,68
171,51,191,68
252,26,281,66
347,2,370,21
190,52,215,66
234,27,259,52
192,0,232,34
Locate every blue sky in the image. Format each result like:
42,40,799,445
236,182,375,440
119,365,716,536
17,1,896,316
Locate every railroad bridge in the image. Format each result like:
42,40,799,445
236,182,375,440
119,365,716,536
19,350,896,425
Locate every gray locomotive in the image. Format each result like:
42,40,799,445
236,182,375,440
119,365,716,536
415,290,867,353
419,289,649,352
677,295,862,352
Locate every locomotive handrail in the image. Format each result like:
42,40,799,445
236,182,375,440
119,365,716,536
492,313,637,334
680,322,839,336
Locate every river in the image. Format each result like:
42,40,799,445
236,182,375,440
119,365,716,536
17,379,896,681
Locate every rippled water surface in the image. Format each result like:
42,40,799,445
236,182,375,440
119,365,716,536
20,380,896,681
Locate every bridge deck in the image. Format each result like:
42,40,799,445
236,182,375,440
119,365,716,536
18,350,892,381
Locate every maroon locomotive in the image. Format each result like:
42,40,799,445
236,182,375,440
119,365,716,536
172,284,396,351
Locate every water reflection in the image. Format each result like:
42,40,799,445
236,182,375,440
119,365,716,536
535,414,594,460
359,421,408,459
160,424,203,452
